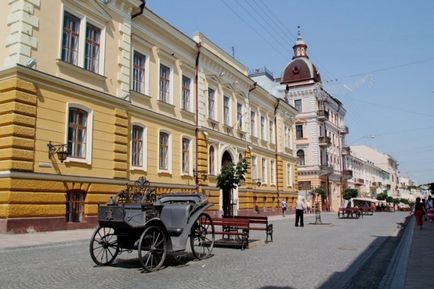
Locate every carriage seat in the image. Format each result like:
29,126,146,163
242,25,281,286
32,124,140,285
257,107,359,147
160,203,192,236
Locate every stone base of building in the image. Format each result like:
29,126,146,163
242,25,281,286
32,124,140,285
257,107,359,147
0,217,98,234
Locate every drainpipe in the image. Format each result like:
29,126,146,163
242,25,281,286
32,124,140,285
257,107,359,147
132,1,146,18
195,42,202,189
274,99,281,193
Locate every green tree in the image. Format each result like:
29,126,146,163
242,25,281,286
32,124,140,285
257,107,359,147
376,191,388,201
312,186,327,198
386,196,394,203
343,188,359,200
216,158,247,193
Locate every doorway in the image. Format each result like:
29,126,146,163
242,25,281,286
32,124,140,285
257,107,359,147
221,151,233,216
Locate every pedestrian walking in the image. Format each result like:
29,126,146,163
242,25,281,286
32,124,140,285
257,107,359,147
426,196,433,222
281,199,287,217
413,197,426,230
295,196,304,227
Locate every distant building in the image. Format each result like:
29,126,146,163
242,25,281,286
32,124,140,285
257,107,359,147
251,31,349,211
350,145,400,196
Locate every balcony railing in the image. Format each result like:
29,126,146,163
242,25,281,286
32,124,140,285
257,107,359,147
317,110,329,121
319,136,331,147
354,178,364,185
342,146,351,156
343,170,353,179
319,165,333,176
340,126,349,135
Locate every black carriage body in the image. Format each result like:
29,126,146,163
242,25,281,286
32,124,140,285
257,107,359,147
96,193,210,252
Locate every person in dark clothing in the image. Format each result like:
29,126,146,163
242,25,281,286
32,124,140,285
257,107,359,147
413,197,426,230
295,196,304,227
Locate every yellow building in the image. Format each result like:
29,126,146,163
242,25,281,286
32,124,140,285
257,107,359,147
0,0,297,233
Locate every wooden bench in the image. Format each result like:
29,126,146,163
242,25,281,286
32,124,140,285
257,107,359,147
223,215,273,243
338,208,361,219
211,217,250,250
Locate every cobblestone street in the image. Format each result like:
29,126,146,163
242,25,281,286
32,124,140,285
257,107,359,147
0,212,408,289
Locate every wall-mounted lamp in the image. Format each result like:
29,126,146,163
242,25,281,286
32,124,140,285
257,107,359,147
254,179,262,187
47,141,68,163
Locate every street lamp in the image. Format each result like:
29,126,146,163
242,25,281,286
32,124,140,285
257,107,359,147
47,141,68,163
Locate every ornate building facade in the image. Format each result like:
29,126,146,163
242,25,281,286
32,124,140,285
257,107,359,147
251,32,350,211
0,0,297,232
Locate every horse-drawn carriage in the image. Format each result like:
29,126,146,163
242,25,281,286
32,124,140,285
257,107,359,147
89,177,215,272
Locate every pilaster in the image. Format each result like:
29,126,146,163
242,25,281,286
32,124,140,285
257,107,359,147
4,0,40,69
113,108,128,179
196,131,208,186
117,19,132,99
0,78,37,171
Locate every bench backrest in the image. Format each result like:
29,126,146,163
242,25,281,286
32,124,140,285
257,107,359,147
211,217,250,230
223,215,268,225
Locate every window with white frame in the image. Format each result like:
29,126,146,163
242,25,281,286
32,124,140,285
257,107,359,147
270,160,275,184
159,64,170,103
181,137,191,174
66,104,93,163
84,23,100,73
223,95,230,125
287,163,293,187
237,102,243,129
181,75,191,111
294,99,302,112
132,51,146,94
250,110,256,136
61,10,105,74
208,88,215,120
251,155,257,180
261,116,266,140
159,131,170,171
61,12,80,65
131,124,146,169
261,158,267,183
209,145,215,175
269,120,274,144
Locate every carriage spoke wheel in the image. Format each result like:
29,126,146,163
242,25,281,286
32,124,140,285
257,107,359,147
138,226,167,272
190,213,215,260
89,227,119,266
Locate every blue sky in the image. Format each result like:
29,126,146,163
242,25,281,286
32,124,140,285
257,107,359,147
147,0,434,185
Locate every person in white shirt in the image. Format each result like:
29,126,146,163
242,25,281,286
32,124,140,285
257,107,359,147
295,196,305,227
281,199,287,217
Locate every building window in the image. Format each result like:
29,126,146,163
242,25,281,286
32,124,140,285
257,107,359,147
296,124,304,139
269,121,274,144
270,160,275,184
287,164,292,187
294,99,302,112
66,191,85,222
132,51,146,93
61,12,80,65
261,116,265,140
159,64,170,102
159,132,170,170
297,150,305,166
67,108,88,159
182,75,191,111
284,126,289,147
224,96,230,125
182,137,190,174
131,125,144,168
208,88,215,120
209,146,215,175
252,155,257,180
250,111,256,136
261,158,267,183
84,23,100,73
237,102,243,129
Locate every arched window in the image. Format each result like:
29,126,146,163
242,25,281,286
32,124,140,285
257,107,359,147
209,146,215,175
297,150,305,166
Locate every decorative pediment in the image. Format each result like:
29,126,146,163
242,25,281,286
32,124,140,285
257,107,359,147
74,0,112,22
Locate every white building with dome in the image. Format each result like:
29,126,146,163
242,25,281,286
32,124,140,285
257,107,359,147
251,31,350,211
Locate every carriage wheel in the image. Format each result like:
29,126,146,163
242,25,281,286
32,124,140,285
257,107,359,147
190,213,215,260
89,227,119,266
138,226,167,272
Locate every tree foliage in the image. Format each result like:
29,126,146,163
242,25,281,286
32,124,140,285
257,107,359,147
343,188,359,200
312,186,327,197
376,191,388,201
216,158,247,192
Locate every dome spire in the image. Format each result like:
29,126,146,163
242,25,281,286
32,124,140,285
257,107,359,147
293,25,308,59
